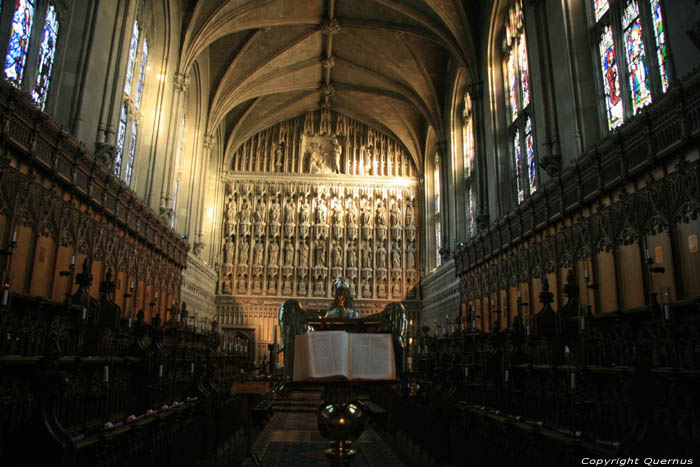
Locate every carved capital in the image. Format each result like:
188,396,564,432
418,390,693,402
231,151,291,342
174,72,190,93
321,18,341,35
203,134,216,150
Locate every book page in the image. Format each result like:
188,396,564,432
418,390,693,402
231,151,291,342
293,331,349,381
349,333,396,381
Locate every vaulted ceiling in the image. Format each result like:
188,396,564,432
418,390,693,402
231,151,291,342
180,0,477,173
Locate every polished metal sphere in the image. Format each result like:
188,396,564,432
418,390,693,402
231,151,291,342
317,402,365,442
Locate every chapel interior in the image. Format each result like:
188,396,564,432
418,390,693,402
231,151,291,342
0,0,699,465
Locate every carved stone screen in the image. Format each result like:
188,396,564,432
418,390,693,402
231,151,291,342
217,110,421,364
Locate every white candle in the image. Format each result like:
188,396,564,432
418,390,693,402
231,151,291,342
71,255,75,266
584,268,589,281
664,304,670,320
464,367,469,377
11,231,17,242
190,363,194,374
155,292,158,299
82,307,87,320
104,366,109,383
570,373,576,389
526,325,530,336
580,317,585,330
128,317,132,328
2,289,8,306
646,248,652,261
130,281,135,290
505,370,509,382
159,365,163,377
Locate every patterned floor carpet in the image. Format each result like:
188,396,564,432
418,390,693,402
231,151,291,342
244,391,404,466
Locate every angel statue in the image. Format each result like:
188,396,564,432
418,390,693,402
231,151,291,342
278,277,408,379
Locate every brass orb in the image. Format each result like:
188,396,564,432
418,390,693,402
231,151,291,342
317,402,365,442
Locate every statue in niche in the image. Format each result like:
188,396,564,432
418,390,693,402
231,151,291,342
300,199,311,224
377,244,387,268
299,241,309,267
392,248,401,269
284,198,295,223
407,246,415,270
332,242,343,267
390,202,401,227
362,279,371,297
275,142,285,171
320,108,331,135
253,239,264,265
270,200,281,224
240,199,252,224
316,200,327,225
254,200,265,223
362,203,372,226
315,240,326,267
347,244,357,268
332,137,342,174
284,241,294,266
362,244,372,267
224,238,235,264
269,241,279,266
347,201,357,225
376,202,386,226
222,277,232,294
362,144,372,174
406,203,415,226
332,201,343,225
238,240,249,264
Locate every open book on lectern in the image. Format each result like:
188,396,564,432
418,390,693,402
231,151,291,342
293,331,396,382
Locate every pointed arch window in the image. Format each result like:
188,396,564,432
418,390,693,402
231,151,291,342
114,15,149,187
590,0,671,131
2,1,62,109
462,93,475,238
433,153,441,268
503,0,536,204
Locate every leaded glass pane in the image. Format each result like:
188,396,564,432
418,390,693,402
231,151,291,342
4,0,35,87
594,0,609,21
519,36,530,108
599,25,624,130
650,0,669,92
32,4,59,110
135,39,148,109
124,21,139,96
623,2,651,112
514,130,524,203
125,121,137,185
526,118,536,195
434,159,440,214
114,105,128,178
507,50,518,122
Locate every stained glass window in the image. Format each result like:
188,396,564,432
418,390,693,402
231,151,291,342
513,130,524,203
125,121,137,186
503,0,535,204
591,0,670,132
124,20,139,97
463,93,475,237
32,4,59,110
114,104,128,178
525,118,536,194
599,25,624,130
135,39,148,108
434,154,441,267
650,0,669,92
594,0,609,21
623,1,652,112
4,0,35,87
